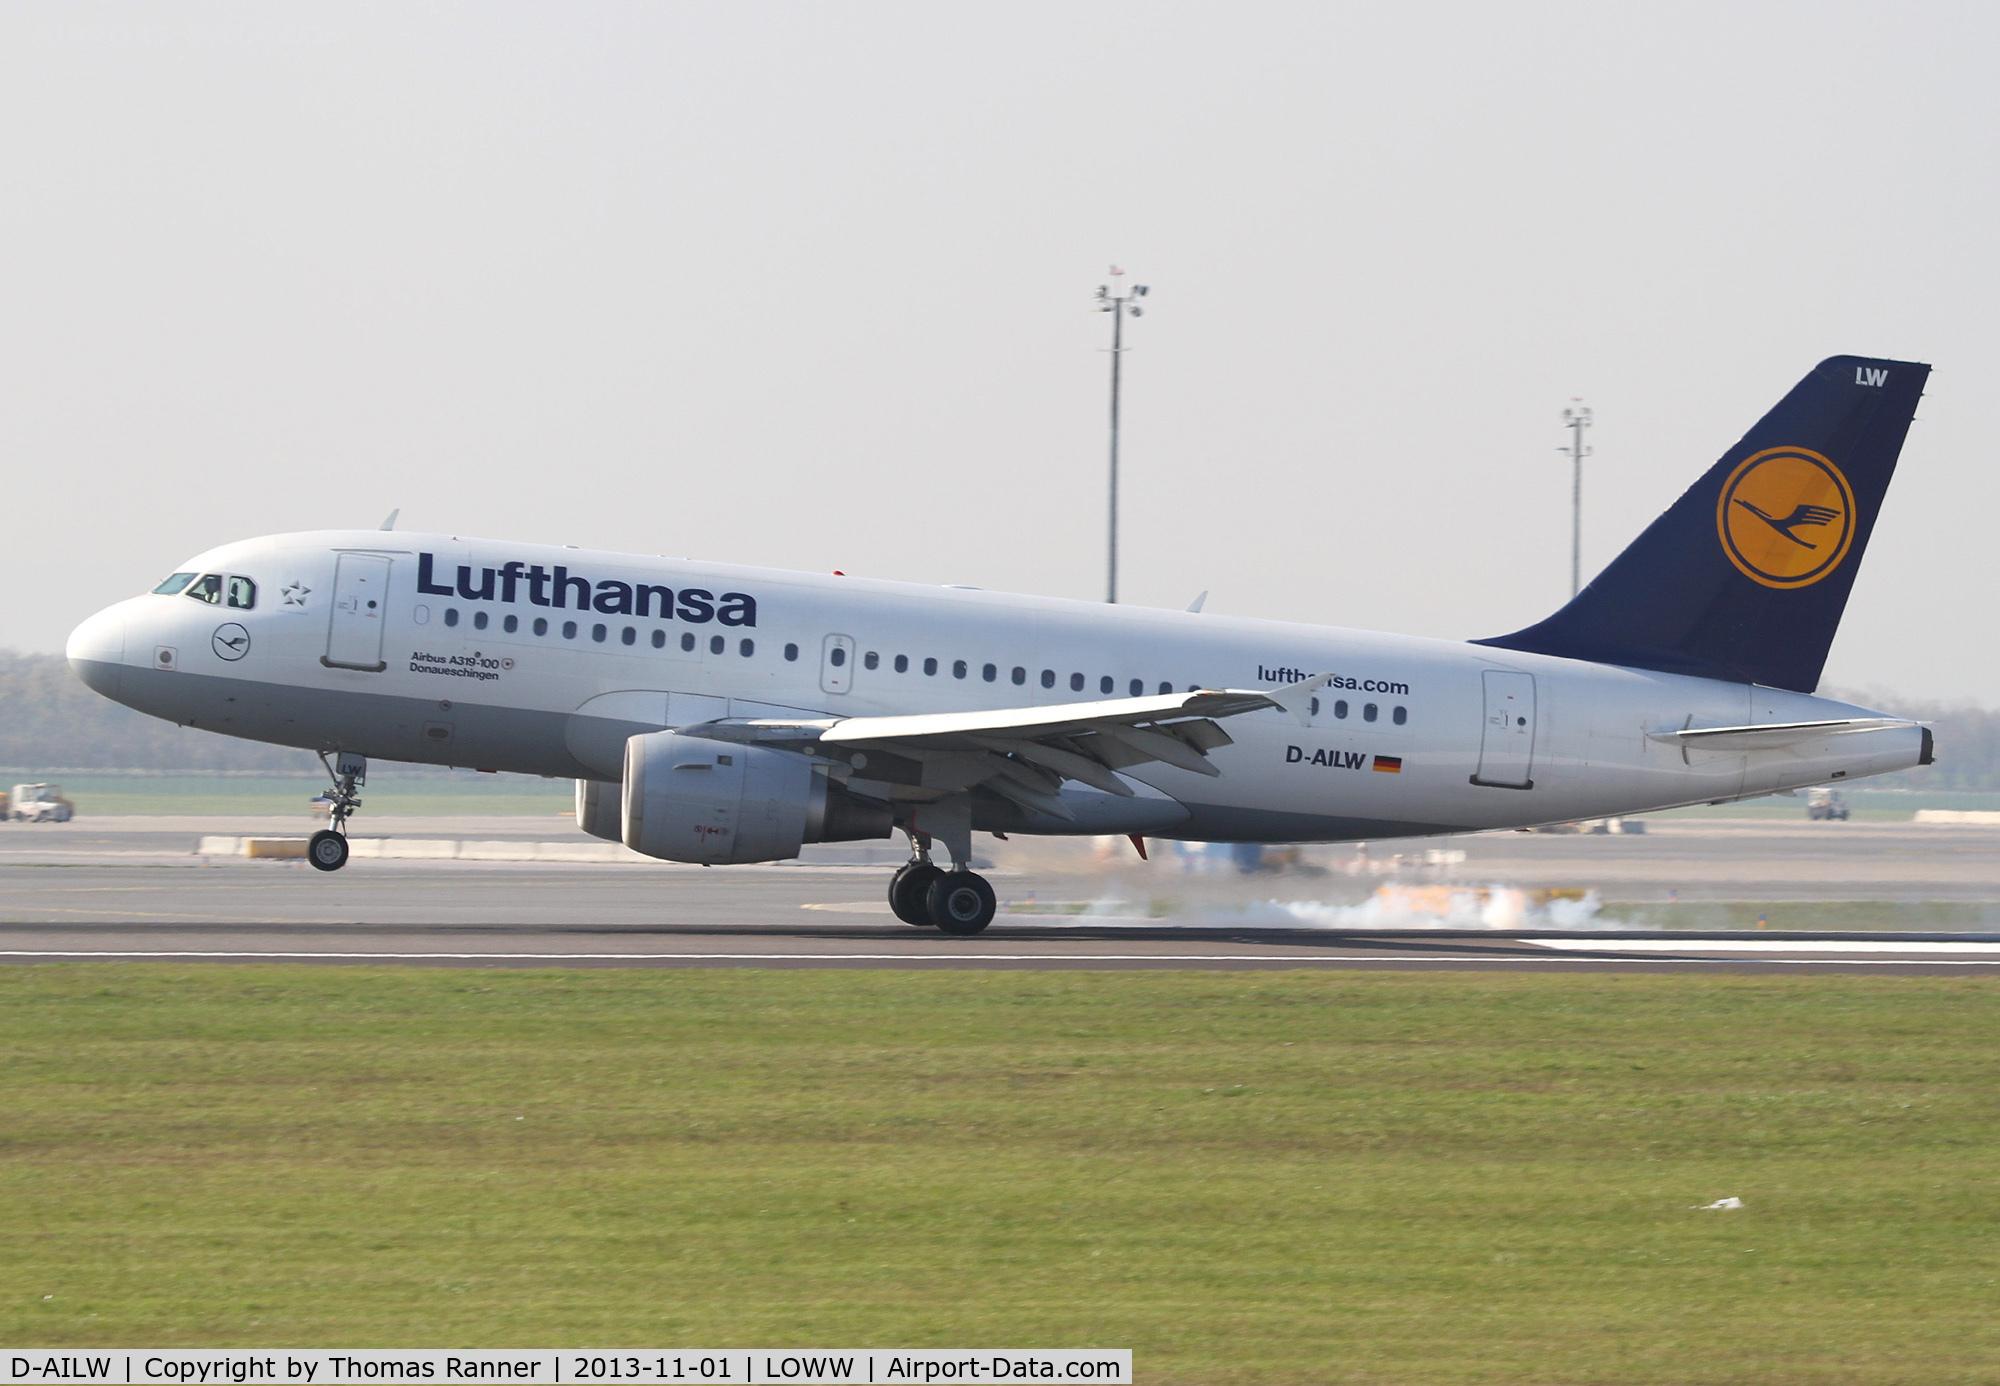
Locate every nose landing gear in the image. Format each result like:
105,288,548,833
307,751,365,873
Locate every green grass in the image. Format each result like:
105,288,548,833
1599,901,2000,931
3,968,1998,1382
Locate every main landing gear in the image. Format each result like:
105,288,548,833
307,752,365,873
888,831,997,935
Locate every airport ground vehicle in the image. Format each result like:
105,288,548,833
68,356,1934,933
1807,787,1851,820
9,784,74,822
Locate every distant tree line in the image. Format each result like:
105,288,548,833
4,648,1996,788
1,650,316,773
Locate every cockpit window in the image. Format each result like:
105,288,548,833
184,574,224,604
226,576,256,610
153,573,197,595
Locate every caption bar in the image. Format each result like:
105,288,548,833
5,1354,1130,1386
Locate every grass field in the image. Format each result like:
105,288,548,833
3,967,1997,1382
1597,900,2000,931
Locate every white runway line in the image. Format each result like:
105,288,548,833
1530,937,2000,954
0,949,1997,966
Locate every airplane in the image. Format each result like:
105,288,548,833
67,355,1933,935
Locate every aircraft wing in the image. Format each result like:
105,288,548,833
677,675,1333,820
1646,717,1917,749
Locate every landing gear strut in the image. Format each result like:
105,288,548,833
308,751,365,873
888,823,997,935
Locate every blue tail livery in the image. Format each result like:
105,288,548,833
1476,355,1929,692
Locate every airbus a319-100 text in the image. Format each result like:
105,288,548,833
68,356,1934,933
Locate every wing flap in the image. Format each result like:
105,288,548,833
673,674,1334,802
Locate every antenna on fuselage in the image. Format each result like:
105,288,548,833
379,509,400,532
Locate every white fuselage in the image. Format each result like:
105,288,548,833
66,530,1925,842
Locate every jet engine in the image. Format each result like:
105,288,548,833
575,778,622,842
621,730,893,864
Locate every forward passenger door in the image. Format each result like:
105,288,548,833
324,554,392,672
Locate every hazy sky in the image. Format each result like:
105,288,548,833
5,3,1996,700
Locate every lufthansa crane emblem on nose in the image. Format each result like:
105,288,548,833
1717,446,1856,589
211,623,251,661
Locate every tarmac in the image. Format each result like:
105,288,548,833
2,814,1999,972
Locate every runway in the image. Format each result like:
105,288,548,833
4,814,2000,971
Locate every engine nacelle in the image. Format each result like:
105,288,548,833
621,730,893,864
575,778,622,842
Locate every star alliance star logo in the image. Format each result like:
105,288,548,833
281,581,311,607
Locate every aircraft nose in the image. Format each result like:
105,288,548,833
66,603,128,699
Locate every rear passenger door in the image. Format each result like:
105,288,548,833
1472,670,1536,789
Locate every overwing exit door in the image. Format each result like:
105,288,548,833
820,634,855,694
324,554,392,672
1472,670,1537,789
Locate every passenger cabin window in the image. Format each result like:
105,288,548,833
682,633,697,652
504,615,519,633
621,626,636,645
829,646,847,667
473,611,489,630
740,639,754,657
1158,682,1172,695
1100,676,1113,695
1012,667,1027,685
894,654,909,673
652,629,665,648
979,663,993,681
864,651,880,670
593,624,608,643
1071,673,1086,692
1363,703,1378,722
784,642,799,660
709,634,724,654
1040,669,1055,689
153,573,197,595
1129,679,1143,697
225,576,256,610
184,574,224,604
444,608,460,627
563,621,578,639
1333,699,1348,719
534,617,549,636
1393,705,1408,725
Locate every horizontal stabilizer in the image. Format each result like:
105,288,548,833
1647,717,1917,749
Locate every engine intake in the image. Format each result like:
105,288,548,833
621,730,892,864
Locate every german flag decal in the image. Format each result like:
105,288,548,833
1372,755,1403,773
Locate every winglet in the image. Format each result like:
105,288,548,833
379,509,400,532
1264,672,1337,726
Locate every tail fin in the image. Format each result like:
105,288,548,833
1474,355,1929,692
